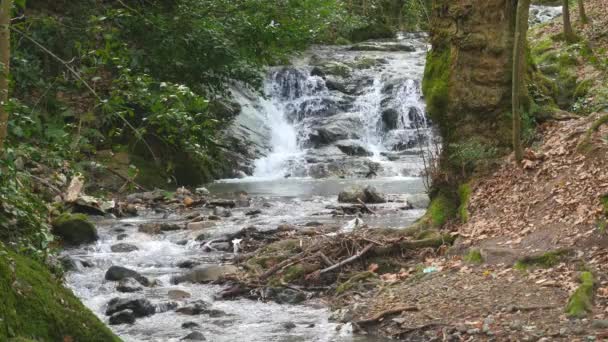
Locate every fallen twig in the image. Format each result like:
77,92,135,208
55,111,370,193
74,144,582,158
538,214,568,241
357,198,376,215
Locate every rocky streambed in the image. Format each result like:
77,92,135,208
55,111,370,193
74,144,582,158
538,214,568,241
61,179,427,342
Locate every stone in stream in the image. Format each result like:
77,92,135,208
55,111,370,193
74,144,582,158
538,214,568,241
51,213,98,246
282,322,297,330
109,309,135,325
116,278,143,293
335,140,373,157
117,233,129,241
209,199,236,208
181,331,206,341
175,300,210,315
110,243,139,253
245,209,262,216
156,301,179,313
187,221,217,230
168,289,192,300
171,265,239,284
195,187,210,196
182,321,200,329
266,288,307,305
106,298,156,317
105,265,150,286
337,185,386,204
213,206,232,218
138,222,182,234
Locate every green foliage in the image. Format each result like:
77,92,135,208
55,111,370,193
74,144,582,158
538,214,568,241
335,271,376,295
565,271,595,318
464,249,483,264
448,139,498,177
514,249,571,270
427,193,457,227
0,246,120,341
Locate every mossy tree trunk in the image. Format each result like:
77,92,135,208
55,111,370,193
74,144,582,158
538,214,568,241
578,0,588,25
0,0,12,154
562,0,577,43
512,0,531,165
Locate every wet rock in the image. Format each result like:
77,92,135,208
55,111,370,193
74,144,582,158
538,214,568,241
111,243,139,253
329,308,354,323
245,209,262,216
266,287,306,304
109,309,135,325
195,187,210,196
51,213,98,246
282,322,297,330
206,309,227,318
182,321,200,329
59,256,81,272
207,215,221,221
181,331,206,341
105,265,150,286
335,140,372,157
168,289,192,300
187,221,217,230
177,260,201,269
172,265,239,284
304,221,323,227
235,193,251,207
349,42,415,52
338,185,386,204
106,298,155,317
209,200,236,208
262,202,273,208
213,206,232,218
308,115,363,146
138,222,182,234
117,233,129,241
156,301,179,313
381,108,401,130
175,239,189,246
175,300,210,315
116,278,143,293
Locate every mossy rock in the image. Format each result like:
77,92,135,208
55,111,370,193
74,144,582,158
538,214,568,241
427,193,458,227
566,271,595,318
422,48,451,123
0,247,120,341
349,23,395,43
514,249,571,270
458,183,472,224
51,213,98,246
464,249,483,264
335,271,376,295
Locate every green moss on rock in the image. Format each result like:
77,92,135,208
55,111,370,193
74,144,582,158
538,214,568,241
0,247,120,341
565,271,595,318
458,183,472,223
464,249,483,264
514,249,571,270
335,271,376,295
427,193,458,227
422,48,451,123
51,213,98,246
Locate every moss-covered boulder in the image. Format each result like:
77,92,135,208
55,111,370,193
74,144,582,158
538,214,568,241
0,247,120,341
51,213,98,246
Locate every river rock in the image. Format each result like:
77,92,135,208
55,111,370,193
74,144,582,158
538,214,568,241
181,331,206,341
175,300,210,315
111,243,139,253
349,42,415,52
381,108,401,130
51,213,98,246
106,298,155,317
209,199,236,208
138,222,182,234
213,206,232,218
109,309,135,325
338,185,386,204
171,265,239,284
117,233,129,240
168,289,192,300
156,301,179,313
308,115,363,146
245,209,262,216
116,277,143,293
282,322,297,330
335,140,372,157
105,265,150,286
182,321,200,329
177,260,201,269
187,221,216,230
235,193,251,207
195,187,210,196
266,287,307,304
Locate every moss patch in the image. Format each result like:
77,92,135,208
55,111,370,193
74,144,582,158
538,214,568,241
335,271,376,295
0,247,120,341
427,193,458,227
514,249,571,270
458,183,472,223
565,271,595,318
422,48,451,123
51,213,98,246
464,249,483,264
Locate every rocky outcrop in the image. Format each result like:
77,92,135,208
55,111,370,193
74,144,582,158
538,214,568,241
51,213,98,246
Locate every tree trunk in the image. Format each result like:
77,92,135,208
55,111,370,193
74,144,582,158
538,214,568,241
563,0,577,43
578,0,588,25
0,0,11,154
512,0,530,165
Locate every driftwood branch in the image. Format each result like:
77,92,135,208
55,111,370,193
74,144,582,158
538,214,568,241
356,198,376,214
320,243,374,274
105,167,149,192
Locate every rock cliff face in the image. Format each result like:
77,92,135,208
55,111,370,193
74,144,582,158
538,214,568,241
424,0,517,152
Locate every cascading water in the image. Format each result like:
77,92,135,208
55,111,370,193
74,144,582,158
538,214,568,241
243,33,433,180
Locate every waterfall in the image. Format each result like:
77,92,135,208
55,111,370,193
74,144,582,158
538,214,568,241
235,33,433,180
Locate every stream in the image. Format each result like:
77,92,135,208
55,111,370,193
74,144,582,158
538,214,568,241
62,7,562,341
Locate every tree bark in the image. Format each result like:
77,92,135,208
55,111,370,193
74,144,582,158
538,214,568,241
512,0,530,165
578,0,588,25
563,0,577,43
0,0,12,153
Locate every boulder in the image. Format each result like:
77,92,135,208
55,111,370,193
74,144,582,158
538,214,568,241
109,309,135,325
171,265,239,284
116,278,143,293
308,115,363,146
338,185,386,204
181,331,206,341
245,209,262,216
51,213,98,246
105,266,150,286
381,108,401,130
213,206,232,218
110,243,139,253
168,289,192,301
177,260,201,269
105,298,155,317
182,321,201,329
335,140,372,157
175,300,210,315
138,222,182,234
187,221,216,230
266,288,307,304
